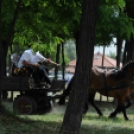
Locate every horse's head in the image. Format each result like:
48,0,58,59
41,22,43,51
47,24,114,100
121,61,134,81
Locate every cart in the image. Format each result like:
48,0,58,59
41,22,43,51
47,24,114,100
1,75,66,115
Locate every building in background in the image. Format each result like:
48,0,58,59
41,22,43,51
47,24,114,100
65,52,122,74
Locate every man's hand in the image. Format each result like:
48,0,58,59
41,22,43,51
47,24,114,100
34,63,39,67
45,59,51,63
56,64,60,67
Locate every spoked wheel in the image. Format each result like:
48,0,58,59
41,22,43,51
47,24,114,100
13,95,37,115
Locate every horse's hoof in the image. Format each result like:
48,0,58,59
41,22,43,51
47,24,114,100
99,114,103,116
127,119,132,121
125,118,129,121
108,114,116,119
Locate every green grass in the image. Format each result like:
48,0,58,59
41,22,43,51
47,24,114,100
1,101,134,134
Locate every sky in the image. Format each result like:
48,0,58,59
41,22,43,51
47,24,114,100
94,44,117,55
94,38,118,55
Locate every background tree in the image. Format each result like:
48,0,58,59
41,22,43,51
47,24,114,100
96,0,134,66
122,0,134,64
2,0,82,73
2,0,134,71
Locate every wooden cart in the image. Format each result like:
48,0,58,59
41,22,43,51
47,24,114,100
1,76,66,115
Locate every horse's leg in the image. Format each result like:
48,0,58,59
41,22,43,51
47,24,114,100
58,76,74,105
109,104,120,118
109,100,129,120
82,101,89,114
125,97,132,109
120,98,132,120
121,106,129,120
88,92,103,116
109,98,122,118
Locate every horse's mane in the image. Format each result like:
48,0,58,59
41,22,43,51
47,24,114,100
121,61,133,72
109,69,125,80
110,61,134,80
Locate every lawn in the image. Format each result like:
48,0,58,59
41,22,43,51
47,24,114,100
1,99,134,134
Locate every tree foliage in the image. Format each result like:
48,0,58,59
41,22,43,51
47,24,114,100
96,0,134,47
1,0,134,56
2,0,82,50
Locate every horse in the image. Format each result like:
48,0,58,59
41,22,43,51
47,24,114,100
58,61,134,120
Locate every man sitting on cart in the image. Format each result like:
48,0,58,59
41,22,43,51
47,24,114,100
17,44,60,89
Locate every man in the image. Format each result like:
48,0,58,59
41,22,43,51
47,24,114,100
18,47,60,88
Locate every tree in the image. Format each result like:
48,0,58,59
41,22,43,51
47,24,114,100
0,0,7,111
1,0,82,73
122,0,134,64
95,0,134,65
60,0,100,133
0,0,4,114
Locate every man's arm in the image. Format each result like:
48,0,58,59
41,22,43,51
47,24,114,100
22,60,39,67
44,59,60,67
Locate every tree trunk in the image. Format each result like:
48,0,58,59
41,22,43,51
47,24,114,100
55,44,61,79
124,0,134,63
0,6,5,111
0,42,7,114
122,38,134,65
60,0,100,134
61,43,65,79
116,38,122,69
0,0,3,113
122,41,127,65
6,0,22,50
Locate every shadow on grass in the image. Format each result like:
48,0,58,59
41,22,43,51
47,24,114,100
0,113,62,134
80,123,134,134
83,113,126,122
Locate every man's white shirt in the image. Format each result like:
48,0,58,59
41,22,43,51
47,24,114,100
18,49,46,68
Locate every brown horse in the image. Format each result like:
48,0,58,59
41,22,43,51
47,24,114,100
58,61,134,120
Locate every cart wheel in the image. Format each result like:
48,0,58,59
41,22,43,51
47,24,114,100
13,95,37,115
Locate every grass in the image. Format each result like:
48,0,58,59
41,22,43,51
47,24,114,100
1,98,134,134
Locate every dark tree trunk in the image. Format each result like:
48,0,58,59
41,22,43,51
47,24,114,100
0,42,7,114
0,41,6,114
122,41,127,65
124,38,134,63
60,0,100,134
123,0,134,64
55,44,61,79
1,0,22,99
122,38,134,65
126,39,134,62
0,0,3,112
61,43,65,79
116,38,122,69
2,0,22,76
1,41,8,100
6,0,22,50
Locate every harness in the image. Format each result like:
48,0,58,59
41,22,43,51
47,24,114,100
91,65,134,95
101,67,134,93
